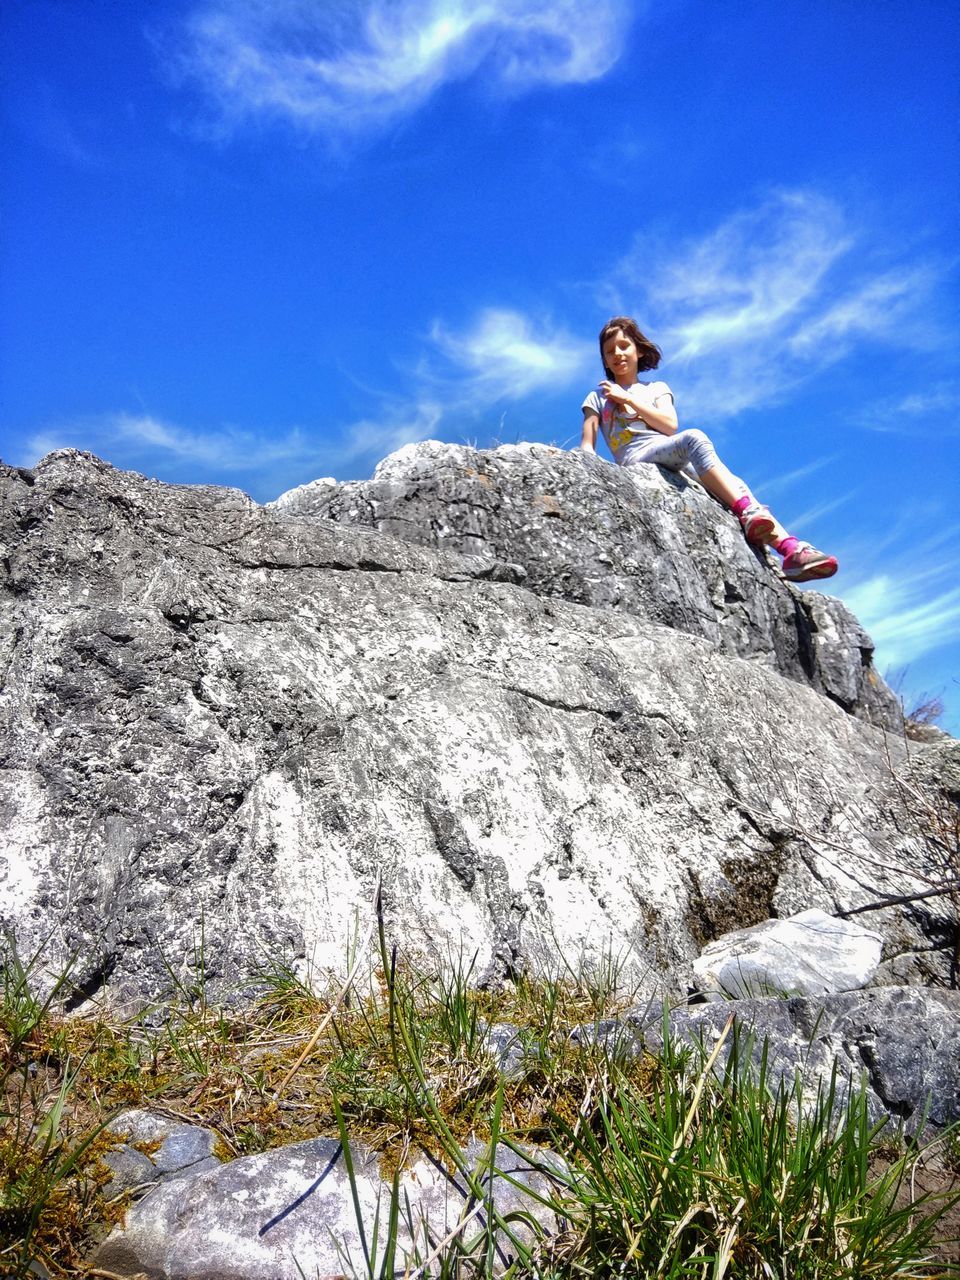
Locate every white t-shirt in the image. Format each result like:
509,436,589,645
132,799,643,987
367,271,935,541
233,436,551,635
582,381,675,466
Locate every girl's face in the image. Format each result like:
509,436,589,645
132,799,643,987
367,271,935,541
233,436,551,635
602,329,639,383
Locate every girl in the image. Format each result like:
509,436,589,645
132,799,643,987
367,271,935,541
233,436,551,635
580,316,838,583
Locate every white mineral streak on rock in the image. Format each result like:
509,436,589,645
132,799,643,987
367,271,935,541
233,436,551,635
691,908,884,999
0,771,41,914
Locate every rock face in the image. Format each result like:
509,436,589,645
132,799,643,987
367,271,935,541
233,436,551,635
593,986,960,1133
272,442,900,727
0,447,957,1006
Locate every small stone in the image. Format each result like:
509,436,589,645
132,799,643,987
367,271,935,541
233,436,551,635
103,1109,221,1197
482,1021,526,1077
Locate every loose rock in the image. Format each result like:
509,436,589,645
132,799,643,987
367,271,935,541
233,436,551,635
93,1136,564,1279
690,908,884,999
102,1109,221,1198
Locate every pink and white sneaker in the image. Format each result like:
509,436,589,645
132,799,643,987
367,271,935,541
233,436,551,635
738,501,776,545
782,542,839,583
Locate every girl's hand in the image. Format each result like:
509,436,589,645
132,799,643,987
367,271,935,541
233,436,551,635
599,380,641,418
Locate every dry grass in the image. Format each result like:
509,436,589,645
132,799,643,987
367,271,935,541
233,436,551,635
2,932,958,1278
0,937,647,1274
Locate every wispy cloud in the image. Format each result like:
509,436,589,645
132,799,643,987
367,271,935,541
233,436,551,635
781,492,857,532
12,81,108,171
841,573,960,667
751,455,839,497
330,399,444,464
165,0,633,138
24,400,449,491
428,308,592,401
28,413,317,473
854,381,960,434
787,267,933,355
835,520,960,668
653,193,851,363
608,190,943,421
327,309,590,459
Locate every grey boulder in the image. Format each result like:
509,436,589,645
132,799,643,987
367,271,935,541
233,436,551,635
690,908,884,1000
587,986,960,1132
93,1136,563,1279
102,1109,221,1199
1,447,956,1007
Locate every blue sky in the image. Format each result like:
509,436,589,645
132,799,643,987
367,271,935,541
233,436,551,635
2,0,959,731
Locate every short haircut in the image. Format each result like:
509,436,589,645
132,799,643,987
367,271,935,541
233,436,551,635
598,317,662,377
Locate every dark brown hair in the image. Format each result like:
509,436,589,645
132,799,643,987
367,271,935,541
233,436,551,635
598,316,662,377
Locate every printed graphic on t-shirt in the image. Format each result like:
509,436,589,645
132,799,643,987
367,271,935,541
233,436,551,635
582,381,673,463
602,404,640,454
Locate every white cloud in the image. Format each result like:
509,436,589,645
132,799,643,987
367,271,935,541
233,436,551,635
788,267,932,354
429,307,592,400
23,431,75,460
24,402,447,488
781,492,856,532
751,455,839,497
854,381,960,434
331,398,444,463
26,413,322,474
116,413,317,468
21,83,107,170
166,0,633,137
653,193,851,363
608,190,941,421
896,386,960,416
841,573,960,667
833,518,960,668
325,308,591,457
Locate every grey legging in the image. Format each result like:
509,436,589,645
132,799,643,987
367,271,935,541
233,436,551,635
619,427,720,477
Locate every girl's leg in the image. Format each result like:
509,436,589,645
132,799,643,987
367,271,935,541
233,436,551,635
696,463,788,541
627,430,785,539
625,429,837,580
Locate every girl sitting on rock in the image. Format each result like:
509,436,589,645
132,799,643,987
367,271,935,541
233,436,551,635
579,316,838,583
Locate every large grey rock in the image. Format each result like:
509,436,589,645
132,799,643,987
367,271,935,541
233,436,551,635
0,449,956,1007
690,908,884,999
581,987,960,1133
93,1136,563,1278
273,441,900,728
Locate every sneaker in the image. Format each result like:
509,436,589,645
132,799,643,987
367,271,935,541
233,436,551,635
782,542,839,583
738,501,776,545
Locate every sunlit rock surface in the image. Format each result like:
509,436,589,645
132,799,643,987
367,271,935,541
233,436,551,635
1,447,956,1006
273,441,899,727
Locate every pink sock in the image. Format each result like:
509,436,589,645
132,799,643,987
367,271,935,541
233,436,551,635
775,535,800,557
732,494,753,517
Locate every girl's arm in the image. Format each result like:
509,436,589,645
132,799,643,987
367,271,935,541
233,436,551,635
601,382,678,436
580,409,599,452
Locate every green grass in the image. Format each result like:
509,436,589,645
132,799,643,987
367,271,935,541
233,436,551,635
520,1023,958,1277
1,929,957,1278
